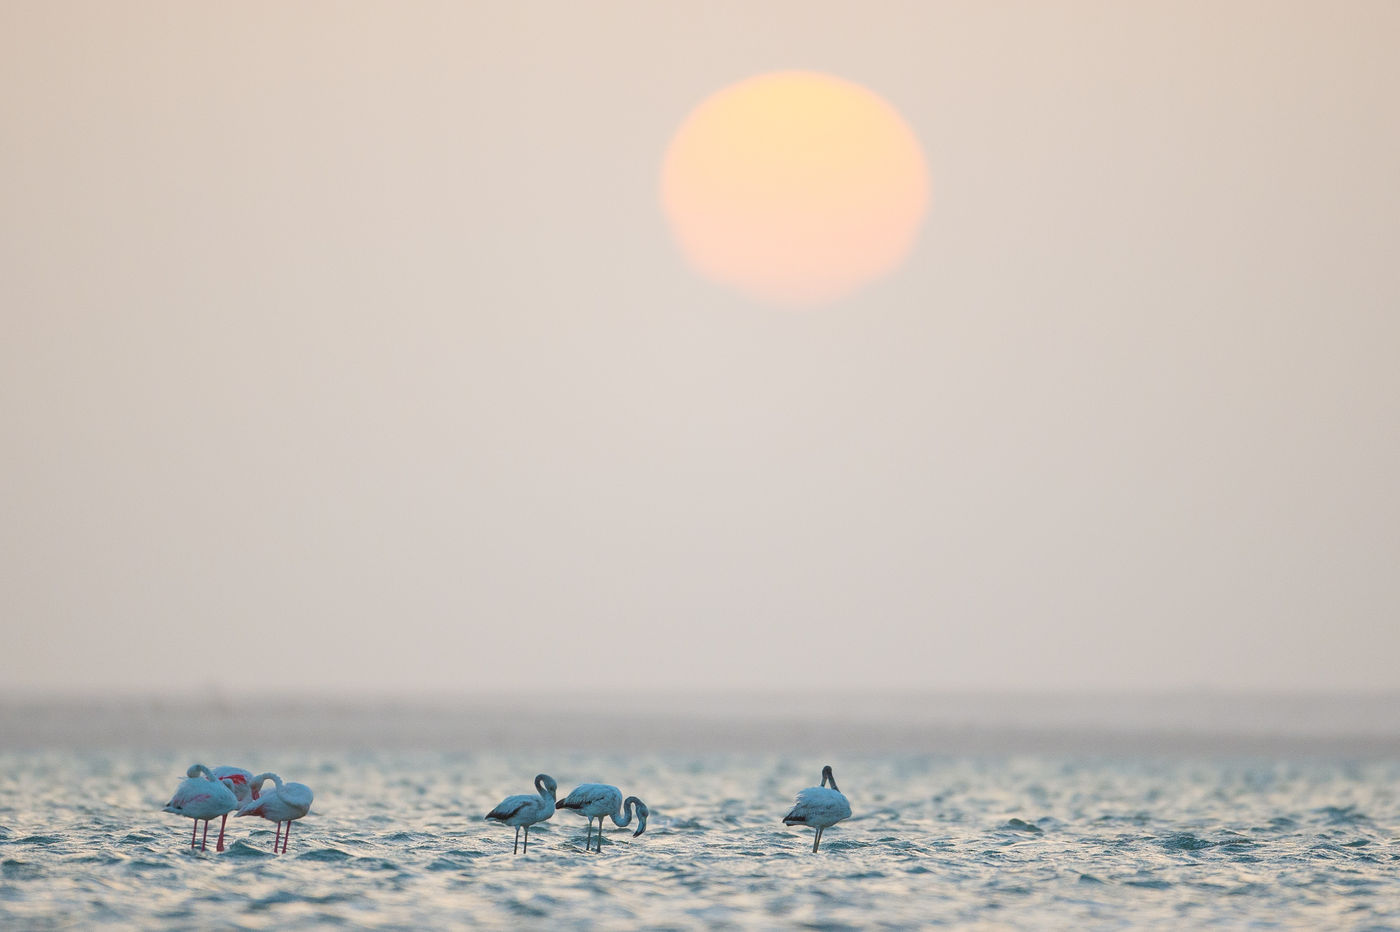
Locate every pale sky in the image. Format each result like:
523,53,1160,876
3,1,1398,695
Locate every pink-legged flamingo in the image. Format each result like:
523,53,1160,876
163,763,239,852
236,772,313,853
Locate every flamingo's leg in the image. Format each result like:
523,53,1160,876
523,824,529,854
190,820,199,847
201,820,210,851
813,827,822,853
585,817,592,852
216,813,228,852
513,825,520,855
273,820,283,852
282,820,293,854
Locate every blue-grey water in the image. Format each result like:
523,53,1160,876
2,749,1398,929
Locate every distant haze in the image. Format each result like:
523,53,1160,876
2,2,1398,695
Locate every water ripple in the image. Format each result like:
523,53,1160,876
0,752,1396,928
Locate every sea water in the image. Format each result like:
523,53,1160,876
1,749,1397,929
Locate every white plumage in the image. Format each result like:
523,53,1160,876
485,773,557,854
163,763,240,852
209,765,256,803
236,771,313,854
782,764,851,852
555,783,649,852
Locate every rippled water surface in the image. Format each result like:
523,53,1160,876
2,751,1398,928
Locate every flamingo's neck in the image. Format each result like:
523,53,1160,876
615,796,648,835
250,772,284,798
610,800,634,827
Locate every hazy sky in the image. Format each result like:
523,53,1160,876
3,2,1397,695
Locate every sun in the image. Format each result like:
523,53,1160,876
660,71,929,309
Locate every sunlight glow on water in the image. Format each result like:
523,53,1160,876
1,752,1398,928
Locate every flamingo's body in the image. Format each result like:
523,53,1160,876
782,764,851,852
210,765,257,803
555,783,648,852
236,772,313,853
485,773,557,854
163,764,239,852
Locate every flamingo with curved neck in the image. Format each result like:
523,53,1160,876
555,783,650,852
164,763,239,852
485,773,558,854
236,771,314,853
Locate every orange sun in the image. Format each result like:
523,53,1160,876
660,71,930,309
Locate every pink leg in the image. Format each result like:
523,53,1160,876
200,820,210,851
216,813,228,852
281,820,292,854
273,821,283,852
191,820,199,847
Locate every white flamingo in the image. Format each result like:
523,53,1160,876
210,765,257,803
555,783,648,852
782,764,851,852
485,773,557,854
236,772,313,853
163,763,239,852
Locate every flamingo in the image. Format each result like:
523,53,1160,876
485,773,557,854
236,772,313,853
782,764,851,853
555,783,648,852
184,763,255,844
210,765,257,804
163,763,239,852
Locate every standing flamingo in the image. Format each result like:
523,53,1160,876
236,772,314,853
163,764,239,852
555,783,648,852
186,763,255,845
485,773,557,854
782,764,851,852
